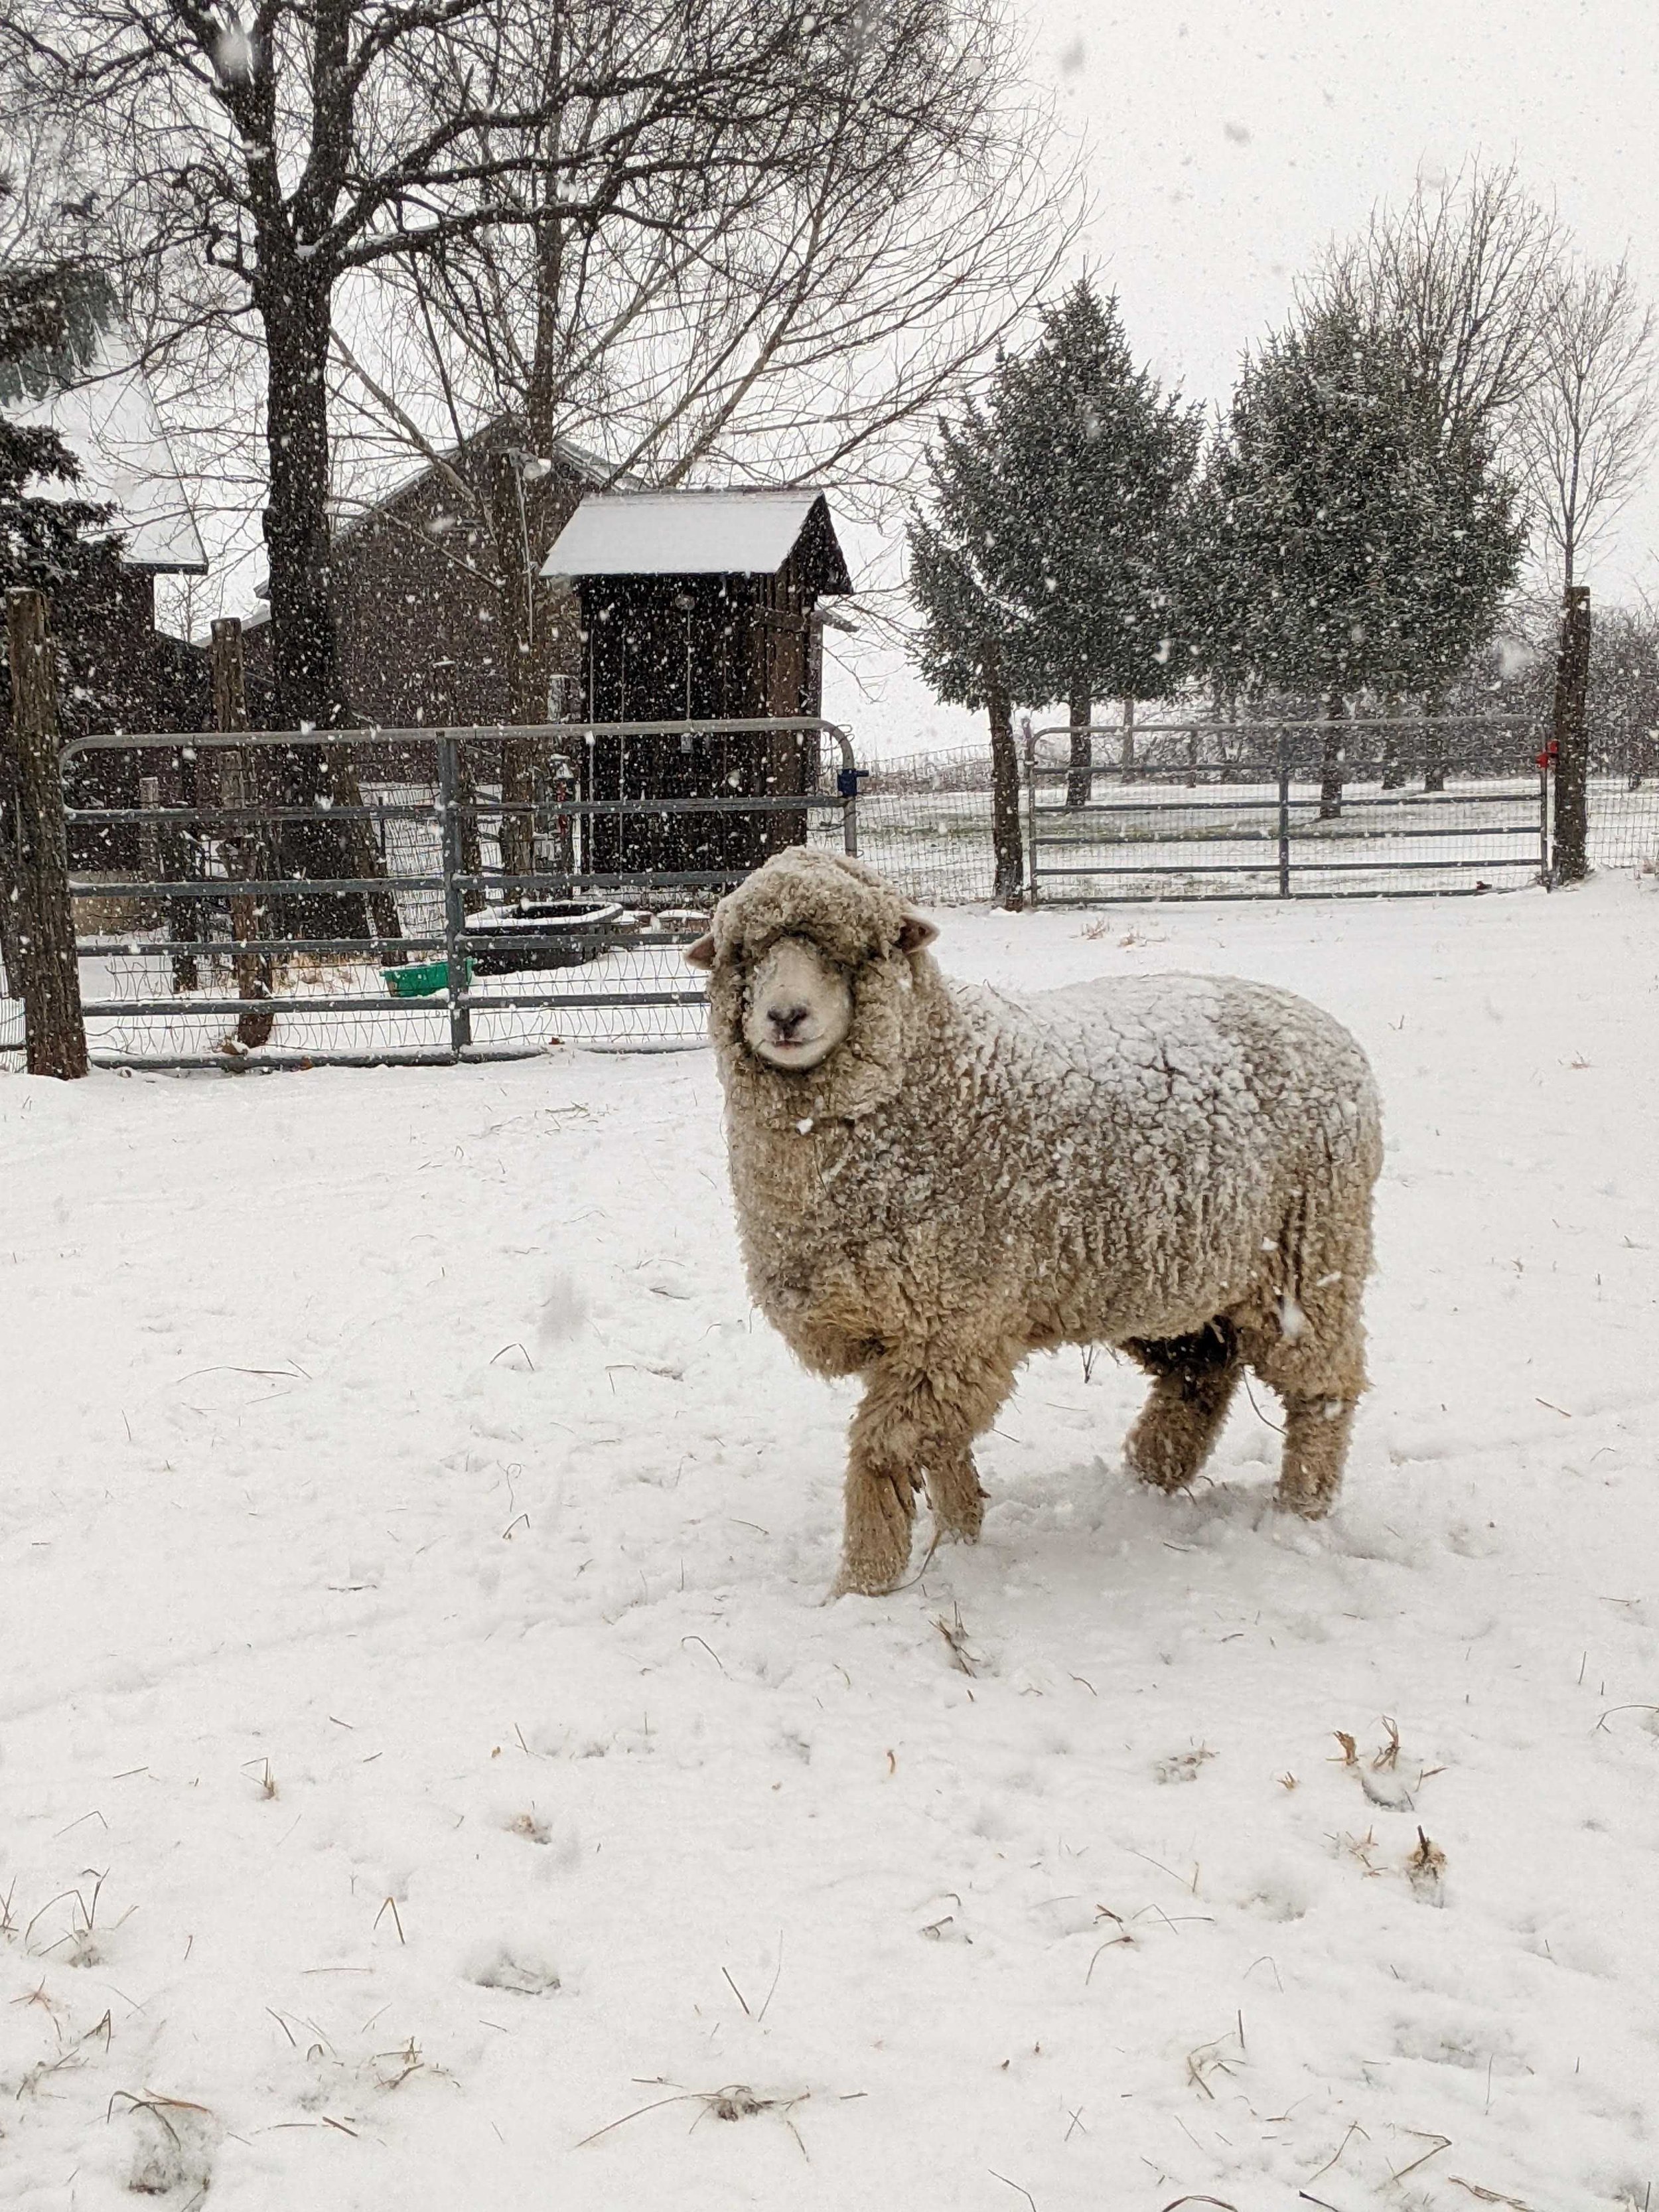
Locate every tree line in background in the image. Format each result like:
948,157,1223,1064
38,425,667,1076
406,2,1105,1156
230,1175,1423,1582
909,163,1659,898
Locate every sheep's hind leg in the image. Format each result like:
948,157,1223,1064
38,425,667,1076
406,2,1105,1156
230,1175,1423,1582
925,1445,986,1544
1275,1392,1357,1518
1123,1322,1240,1495
1252,1241,1368,1518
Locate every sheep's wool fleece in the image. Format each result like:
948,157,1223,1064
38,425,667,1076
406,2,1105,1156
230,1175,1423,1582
707,851,1382,1384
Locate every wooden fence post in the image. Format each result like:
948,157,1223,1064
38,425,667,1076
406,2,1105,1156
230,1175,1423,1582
5,589,88,1078
212,617,275,1047
1551,585,1591,884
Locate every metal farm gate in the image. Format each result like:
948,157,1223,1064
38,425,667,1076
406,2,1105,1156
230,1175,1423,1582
1025,717,1550,902
49,717,859,1069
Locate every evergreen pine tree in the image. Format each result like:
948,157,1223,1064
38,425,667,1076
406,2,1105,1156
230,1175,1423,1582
987,281,1202,801
0,263,123,607
0,262,130,997
1193,306,1524,813
907,402,1043,905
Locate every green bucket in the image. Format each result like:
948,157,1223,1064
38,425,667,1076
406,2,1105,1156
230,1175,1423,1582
384,958,471,999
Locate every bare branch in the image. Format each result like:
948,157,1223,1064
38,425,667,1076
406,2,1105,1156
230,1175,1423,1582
1514,252,1659,589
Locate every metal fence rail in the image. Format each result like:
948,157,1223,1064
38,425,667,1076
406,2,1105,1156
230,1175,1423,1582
1025,719,1551,902
9,709,1659,1069
38,717,857,1069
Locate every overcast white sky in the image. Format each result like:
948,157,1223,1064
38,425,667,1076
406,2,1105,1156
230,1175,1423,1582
832,0,1659,751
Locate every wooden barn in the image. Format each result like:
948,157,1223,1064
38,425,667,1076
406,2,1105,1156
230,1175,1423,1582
540,489,853,879
241,419,614,731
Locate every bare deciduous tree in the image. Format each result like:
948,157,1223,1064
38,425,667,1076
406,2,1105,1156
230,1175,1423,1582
323,0,1078,868
1309,157,1563,446
1516,254,1658,590
5,1,845,721
3,0,925,922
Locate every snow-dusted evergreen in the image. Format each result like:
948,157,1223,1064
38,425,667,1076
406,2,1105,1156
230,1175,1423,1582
907,282,1200,815
1187,305,1526,810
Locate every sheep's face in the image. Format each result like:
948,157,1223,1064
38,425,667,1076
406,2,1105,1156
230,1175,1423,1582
685,850,940,1097
740,934,854,1071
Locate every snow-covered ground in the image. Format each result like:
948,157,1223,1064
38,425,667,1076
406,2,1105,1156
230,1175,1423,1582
3,877,1657,2211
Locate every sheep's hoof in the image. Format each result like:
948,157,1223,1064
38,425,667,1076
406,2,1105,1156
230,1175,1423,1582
1273,1487,1338,1521
828,1551,910,1599
1125,1449,1195,1496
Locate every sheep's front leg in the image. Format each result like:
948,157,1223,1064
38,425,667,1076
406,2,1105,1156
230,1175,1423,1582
836,1446,918,1598
1124,1323,1241,1494
834,1348,1011,1596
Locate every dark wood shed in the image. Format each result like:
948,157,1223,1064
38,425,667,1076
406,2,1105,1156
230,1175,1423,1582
540,489,853,880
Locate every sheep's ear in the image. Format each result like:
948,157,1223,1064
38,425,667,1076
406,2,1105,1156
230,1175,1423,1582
684,934,717,971
897,912,938,955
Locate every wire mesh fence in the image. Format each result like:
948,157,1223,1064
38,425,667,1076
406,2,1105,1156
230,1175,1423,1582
821,748,1004,905
7,714,1659,1069
818,721,1659,907
1026,720,1551,901
1585,775,1659,872
26,720,854,1068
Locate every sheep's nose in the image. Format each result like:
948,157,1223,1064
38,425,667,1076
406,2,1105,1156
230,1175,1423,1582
768,1002,810,1040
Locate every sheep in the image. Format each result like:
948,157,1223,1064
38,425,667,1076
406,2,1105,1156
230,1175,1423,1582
687,848,1383,1596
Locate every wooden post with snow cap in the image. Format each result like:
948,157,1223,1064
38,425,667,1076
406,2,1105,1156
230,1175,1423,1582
1550,585,1591,884
4,589,88,1077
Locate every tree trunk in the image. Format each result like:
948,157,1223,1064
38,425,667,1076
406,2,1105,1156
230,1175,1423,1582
160,741,200,993
258,258,371,940
1065,680,1091,808
1119,696,1136,776
1551,585,1591,883
5,589,88,1077
1422,695,1447,794
985,645,1023,909
496,455,583,887
0,704,23,1003
453,738,487,916
1380,693,1405,789
496,451,541,886
1319,693,1345,821
499,207,584,888
212,619,275,1047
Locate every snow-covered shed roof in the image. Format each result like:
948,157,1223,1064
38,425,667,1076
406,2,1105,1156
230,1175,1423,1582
541,490,851,591
3,291,207,575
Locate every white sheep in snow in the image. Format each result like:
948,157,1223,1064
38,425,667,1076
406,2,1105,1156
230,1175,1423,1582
687,849,1383,1595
